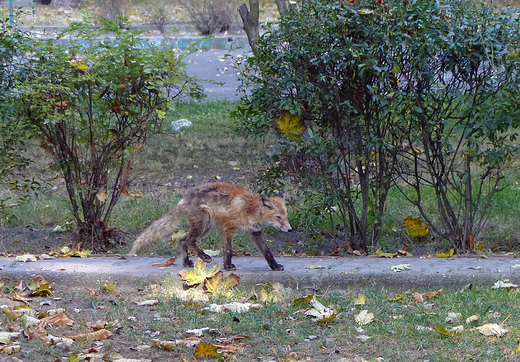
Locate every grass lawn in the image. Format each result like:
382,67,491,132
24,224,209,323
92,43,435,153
1,272,520,361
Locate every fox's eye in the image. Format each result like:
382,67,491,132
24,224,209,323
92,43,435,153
276,215,282,220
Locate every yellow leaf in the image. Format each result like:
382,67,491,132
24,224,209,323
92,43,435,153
437,249,454,258
204,271,240,293
179,259,221,286
96,191,107,202
194,342,222,359
389,293,407,302
69,58,88,71
403,216,429,237
373,248,397,258
476,323,508,337
352,294,366,306
27,284,54,297
466,314,480,324
102,281,116,293
275,110,305,141
434,325,461,337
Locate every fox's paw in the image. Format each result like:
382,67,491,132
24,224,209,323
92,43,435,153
271,264,284,271
198,253,212,263
183,259,194,268
224,263,236,271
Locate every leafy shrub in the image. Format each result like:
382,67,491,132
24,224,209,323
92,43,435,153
237,0,520,252
182,0,240,35
0,12,40,221
14,16,204,247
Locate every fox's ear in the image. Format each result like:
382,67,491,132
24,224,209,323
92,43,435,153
261,194,274,209
275,190,286,199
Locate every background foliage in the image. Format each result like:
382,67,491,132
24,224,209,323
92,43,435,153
237,0,520,252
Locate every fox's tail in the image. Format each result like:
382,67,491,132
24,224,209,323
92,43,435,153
128,206,182,256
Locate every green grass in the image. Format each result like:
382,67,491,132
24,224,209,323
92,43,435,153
2,275,520,361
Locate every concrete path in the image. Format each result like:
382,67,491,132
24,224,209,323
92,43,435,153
1,255,519,292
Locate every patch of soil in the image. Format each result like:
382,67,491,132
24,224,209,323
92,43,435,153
0,225,69,255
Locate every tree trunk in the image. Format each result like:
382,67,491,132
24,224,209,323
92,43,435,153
275,0,289,17
239,1,260,52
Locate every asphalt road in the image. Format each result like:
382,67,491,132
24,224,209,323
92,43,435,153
182,47,251,101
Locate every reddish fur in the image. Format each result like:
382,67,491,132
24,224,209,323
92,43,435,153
129,182,291,271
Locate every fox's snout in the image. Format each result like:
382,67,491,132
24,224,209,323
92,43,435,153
279,223,292,233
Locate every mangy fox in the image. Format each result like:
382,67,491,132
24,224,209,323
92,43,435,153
129,182,292,271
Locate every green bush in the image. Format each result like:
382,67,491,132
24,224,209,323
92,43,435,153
0,12,40,222
237,0,520,252
15,16,204,247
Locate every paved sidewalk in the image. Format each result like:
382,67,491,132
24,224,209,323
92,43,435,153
1,255,519,292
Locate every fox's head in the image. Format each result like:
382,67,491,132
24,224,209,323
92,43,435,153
260,193,292,232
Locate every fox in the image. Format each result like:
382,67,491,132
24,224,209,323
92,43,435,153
128,182,292,271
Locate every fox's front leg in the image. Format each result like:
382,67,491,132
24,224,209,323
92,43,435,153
222,227,237,271
251,231,284,271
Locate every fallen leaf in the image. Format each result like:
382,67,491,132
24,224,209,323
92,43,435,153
391,264,411,272
194,342,222,360
204,271,240,293
477,323,508,337
389,293,407,302
102,281,116,293
355,310,374,325
136,300,159,306
413,288,444,302
28,284,54,297
185,327,210,337
179,259,221,286
67,329,113,341
16,254,38,262
304,296,338,322
436,249,454,258
1,344,21,354
492,280,518,290
43,334,74,346
352,294,366,306
466,315,480,324
151,257,177,267
445,312,462,323
0,332,21,344
207,302,259,313
373,248,397,258
434,325,462,337
151,339,180,351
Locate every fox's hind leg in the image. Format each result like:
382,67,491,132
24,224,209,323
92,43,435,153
180,213,212,268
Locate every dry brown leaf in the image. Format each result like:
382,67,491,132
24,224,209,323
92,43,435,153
39,312,75,327
67,328,113,341
151,257,177,267
413,288,444,302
